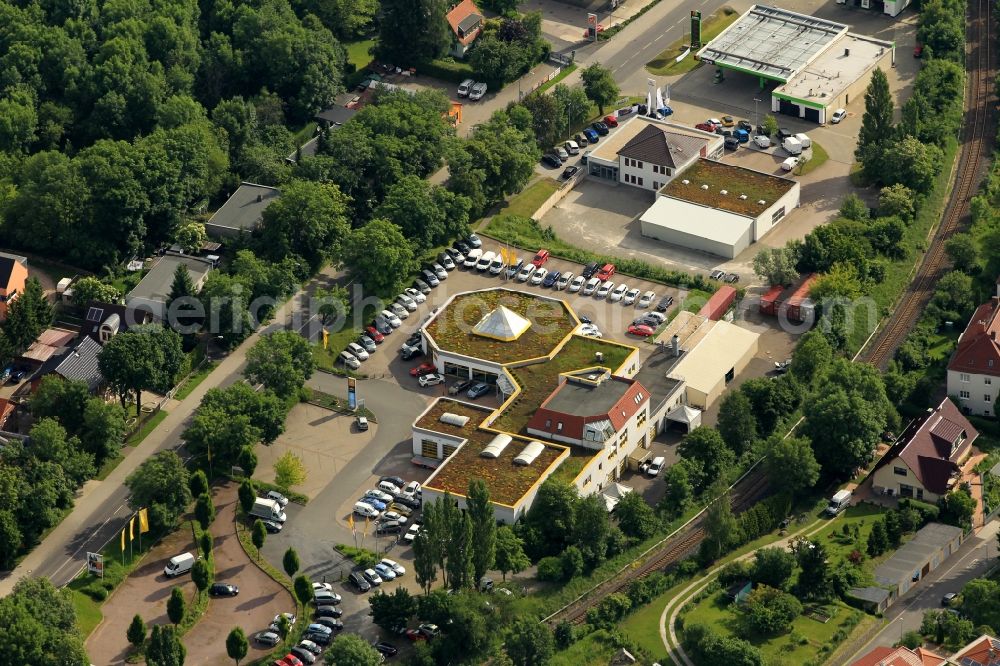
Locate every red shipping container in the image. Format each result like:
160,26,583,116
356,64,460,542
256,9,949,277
759,285,783,316
699,286,737,321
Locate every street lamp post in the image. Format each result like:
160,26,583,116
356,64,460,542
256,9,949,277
753,97,762,130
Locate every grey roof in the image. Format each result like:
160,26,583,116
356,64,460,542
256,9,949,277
696,5,848,82
618,124,708,168
544,376,632,418
634,347,685,409
127,255,213,306
457,12,482,34
874,523,965,587
34,336,104,391
205,183,281,233
847,586,891,604
314,106,358,126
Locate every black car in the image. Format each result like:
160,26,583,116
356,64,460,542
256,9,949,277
373,641,399,657
380,475,405,488
633,316,661,328
290,647,317,665
377,520,404,534
261,519,283,533
655,295,674,312
737,119,753,131
349,571,371,592
405,332,422,347
392,493,421,509
561,166,579,180
591,121,609,136
304,631,331,646
724,273,740,283
315,617,344,631
449,378,474,396
372,318,392,335
777,127,793,141
724,136,739,150
455,240,471,254
542,270,561,288
315,605,344,619
581,262,600,279
209,582,239,597
541,153,562,168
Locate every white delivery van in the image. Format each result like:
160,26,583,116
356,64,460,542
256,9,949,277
476,251,496,272
164,552,196,577
781,156,799,172
463,248,482,268
250,497,287,523
793,133,812,149
354,501,380,518
824,489,852,517
647,456,666,477
782,136,803,156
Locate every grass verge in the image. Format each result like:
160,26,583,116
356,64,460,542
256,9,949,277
334,544,380,569
536,63,578,95
849,137,960,352
96,453,124,481
126,409,168,447
496,178,560,219
645,7,739,76
173,361,216,401
305,387,377,421
797,140,830,176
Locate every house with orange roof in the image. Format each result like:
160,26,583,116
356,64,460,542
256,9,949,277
0,252,28,321
849,644,945,666
948,634,1000,665
446,0,484,58
948,297,1000,416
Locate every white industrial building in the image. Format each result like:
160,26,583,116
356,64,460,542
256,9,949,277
639,158,800,259
696,5,895,124
586,116,723,189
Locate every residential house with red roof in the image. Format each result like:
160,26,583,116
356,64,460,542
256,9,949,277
871,398,977,503
949,635,1000,666
0,252,28,321
446,0,484,58
948,297,1000,416
849,644,945,666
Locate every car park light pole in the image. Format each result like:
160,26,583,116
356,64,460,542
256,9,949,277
753,97,762,130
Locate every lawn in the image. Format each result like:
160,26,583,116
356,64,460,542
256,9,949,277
70,588,103,639
494,178,560,221
549,629,619,666
682,590,864,666
423,289,577,363
645,7,739,76
797,140,830,176
849,137,960,352
173,361,216,401
345,39,375,71
125,409,168,446
492,336,635,434
536,63,578,95
95,453,123,481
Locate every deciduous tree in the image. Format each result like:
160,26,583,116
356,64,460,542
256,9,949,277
260,180,350,272
283,547,300,578
764,435,820,494
369,587,417,633
326,633,383,666
274,451,306,490
751,547,796,590
146,624,186,666
245,330,315,398
752,246,799,286
581,63,619,115
192,557,212,593
614,491,659,540
127,613,147,649
342,219,416,297
494,525,529,581
126,451,191,533
251,519,266,556
505,618,555,666
195,493,215,529
167,586,186,625
717,391,758,456
226,626,248,665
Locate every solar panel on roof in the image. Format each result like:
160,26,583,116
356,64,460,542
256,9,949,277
85,307,103,322
960,657,977,666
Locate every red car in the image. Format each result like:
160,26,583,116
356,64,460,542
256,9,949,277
409,362,436,377
603,115,619,127
531,249,550,267
628,324,655,337
365,326,384,343
596,263,616,281
405,629,428,642
694,122,716,133
913,44,923,58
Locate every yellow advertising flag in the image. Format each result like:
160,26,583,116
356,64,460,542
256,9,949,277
129,515,135,540
138,508,149,534
348,512,355,534
322,329,329,350
120,528,125,552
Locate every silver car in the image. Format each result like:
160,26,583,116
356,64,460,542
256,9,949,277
339,351,361,370
346,342,369,361
396,294,418,311
469,82,487,100
389,303,409,320
432,263,448,280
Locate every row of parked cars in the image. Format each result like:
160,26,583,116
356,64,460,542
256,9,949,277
541,116,619,168
456,78,487,101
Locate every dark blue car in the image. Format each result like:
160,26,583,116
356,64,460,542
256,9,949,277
542,270,561,288
583,127,599,143
466,382,491,399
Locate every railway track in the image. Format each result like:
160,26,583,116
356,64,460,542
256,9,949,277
550,465,771,626
863,0,995,368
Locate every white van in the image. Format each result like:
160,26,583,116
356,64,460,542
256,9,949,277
476,251,496,271
824,490,852,517
782,136,803,156
463,248,482,268
647,456,666,477
164,552,196,577
781,156,800,172
354,501,380,518
793,133,812,149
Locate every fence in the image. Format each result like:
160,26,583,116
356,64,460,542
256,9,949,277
531,172,586,221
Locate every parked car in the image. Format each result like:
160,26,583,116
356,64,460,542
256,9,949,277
648,456,666,476
709,269,725,280
655,295,674,312
595,281,614,299
564,139,580,155
574,132,588,147
405,629,427,642
556,272,574,290
530,267,548,286
373,642,399,657
347,342,369,360
505,258,523,279
581,262,600,279
596,263,616,280
542,270,560,288
420,269,439,287
418,624,440,639
449,378,474,395
209,582,239,597
365,326,384,343
315,605,343,619
375,563,398,580
737,119,753,131
777,127,793,141
381,558,406,576
437,253,455,271
555,146,569,160
724,273,740,283
830,108,847,124
313,617,343,631
457,78,474,97
261,519,283,533
582,127,599,143
609,283,629,302
628,324,656,337
404,523,421,543
591,121,609,135
633,316,661,328
517,263,536,282
578,324,602,338
413,278,432,294
339,352,361,370
363,568,383,586
303,631,331,646
379,310,401,328
720,115,735,127
372,318,392,335
380,475,405,488
405,331,422,347
359,496,386,512
349,571,371,592
469,82,487,100
266,490,289,507
409,362,436,377
445,247,464,265
582,277,601,296
638,291,655,308
603,114,619,127
400,343,422,361
298,640,323,656
269,613,297,633
724,136,739,150
380,511,408,525
781,156,799,171
694,122,716,133
290,647,317,665
364,487,393,504
623,288,640,305
531,249,550,267
454,239,471,254
358,336,377,353
418,373,445,387
753,134,771,149
562,166,579,180
466,382,490,399
313,589,342,605
568,275,586,292
541,153,562,168
255,631,281,647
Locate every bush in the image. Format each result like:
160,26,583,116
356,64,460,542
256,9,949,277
421,58,476,83
537,556,563,582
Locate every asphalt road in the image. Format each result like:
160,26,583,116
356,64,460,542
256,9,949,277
847,519,1000,660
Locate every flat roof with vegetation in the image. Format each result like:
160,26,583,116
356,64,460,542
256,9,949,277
424,289,578,363
418,399,566,506
661,159,795,216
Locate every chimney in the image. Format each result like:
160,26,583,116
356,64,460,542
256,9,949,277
671,334,680,357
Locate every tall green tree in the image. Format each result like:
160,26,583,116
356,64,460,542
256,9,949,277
855,68,893,174
614,491,659,540
260,179,351,272
803,388,886,478
283,547,300,578
751,547,796,590
717,392,758,456
375,176,471,252
127,613,147,649
377,0,452,65
793,539,831,600
581,63,619,115
31,376,90,434
125,451,191,533
678,428,736,493
659,461,694,518
5,277,53,351
29,417,95,487
167,587,186,625
764,435,820,494
368,587,417,633
195,493,215,530
494,525,529,581
790,330,832,385
245,330,315,398
504,619,555,666
146,624,186,666
225,626,248,665
700,483,738,563
446,512,474,590
326,633,383,665
251,519,266,556
99,325,183,412
752,246,800,286
342,219,415,297
467,479,497,586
